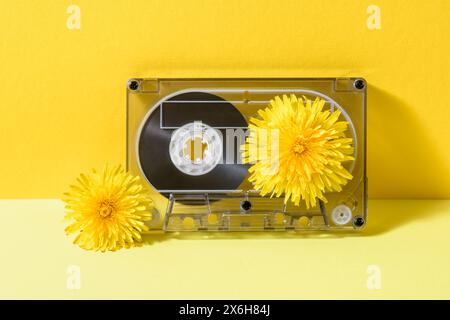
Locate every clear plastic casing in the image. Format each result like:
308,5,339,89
127,78,367,232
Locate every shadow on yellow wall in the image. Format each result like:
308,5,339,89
368,85,449,198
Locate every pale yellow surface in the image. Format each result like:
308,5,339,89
0,0,449,198
0,199,449,299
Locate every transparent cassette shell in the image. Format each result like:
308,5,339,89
127,78,367,231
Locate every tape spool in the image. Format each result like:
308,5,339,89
137,91,249,196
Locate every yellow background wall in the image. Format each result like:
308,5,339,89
0,0,449,199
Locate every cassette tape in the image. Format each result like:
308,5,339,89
126,78,367,232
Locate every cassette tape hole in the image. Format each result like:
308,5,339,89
169,122,223,176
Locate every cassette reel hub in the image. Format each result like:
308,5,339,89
331,204,353,225
169,122,223,176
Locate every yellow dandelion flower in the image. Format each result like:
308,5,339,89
63,165,152,252
242,94,354,208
